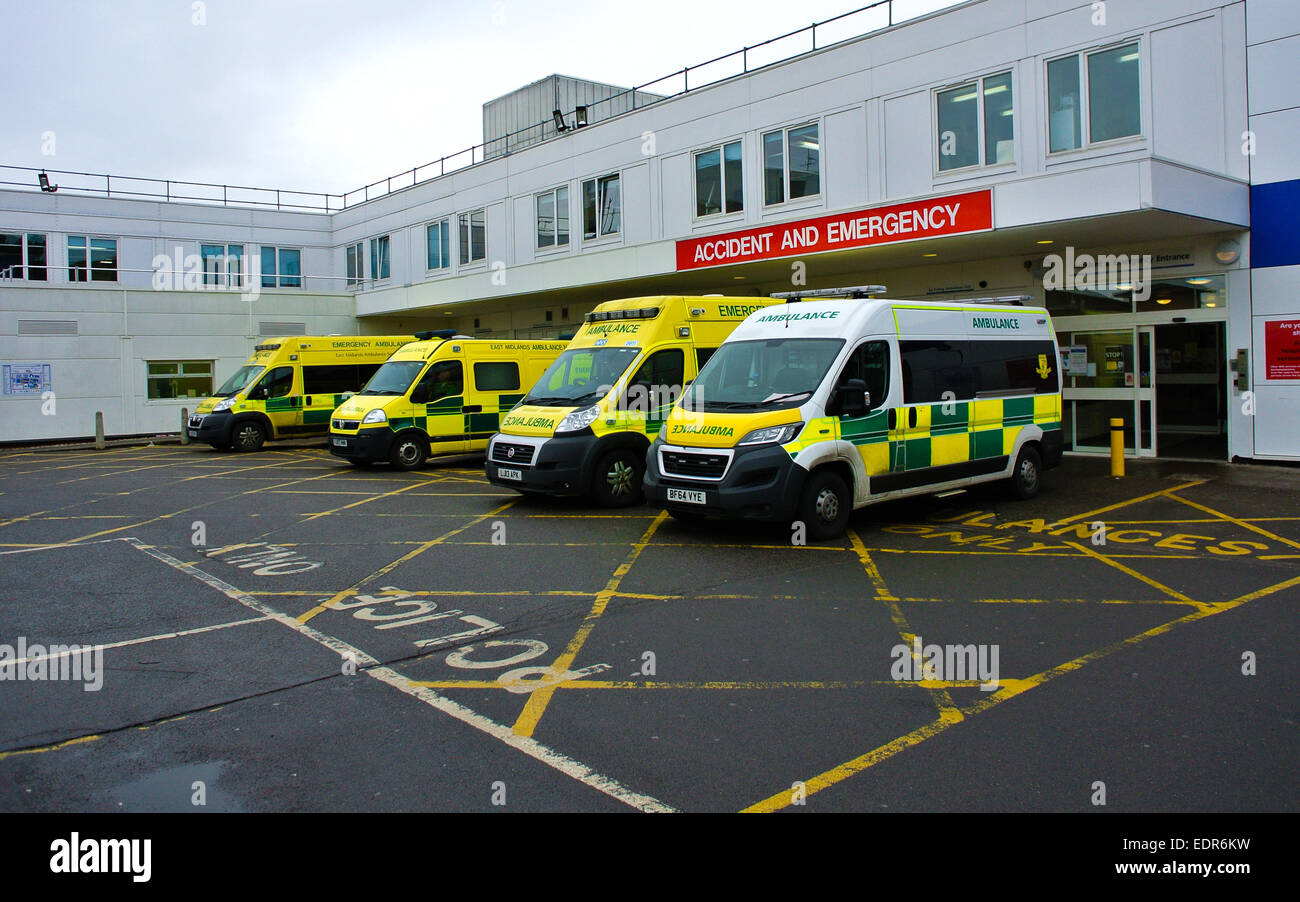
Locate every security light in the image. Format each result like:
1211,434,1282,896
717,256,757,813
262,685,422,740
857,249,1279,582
38,171,57,193
553,109,568,132
575,105,589,127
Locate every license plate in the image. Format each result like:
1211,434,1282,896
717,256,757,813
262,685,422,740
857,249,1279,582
187,429,198,438
497,467,522,481
667,488,706,505
332,438,347,447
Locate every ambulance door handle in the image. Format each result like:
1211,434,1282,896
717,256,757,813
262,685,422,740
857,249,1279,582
462,405,482,413
305,396,312,406
908,407,918,428
888,408,897,430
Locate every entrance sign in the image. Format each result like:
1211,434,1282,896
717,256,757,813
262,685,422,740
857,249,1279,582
675,189,994,271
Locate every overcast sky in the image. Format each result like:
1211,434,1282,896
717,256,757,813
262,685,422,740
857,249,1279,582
2,0,962,197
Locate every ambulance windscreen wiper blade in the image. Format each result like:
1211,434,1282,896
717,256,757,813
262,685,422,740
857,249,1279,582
758,391,811,406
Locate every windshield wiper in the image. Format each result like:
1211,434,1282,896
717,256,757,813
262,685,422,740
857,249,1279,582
758,391,811,406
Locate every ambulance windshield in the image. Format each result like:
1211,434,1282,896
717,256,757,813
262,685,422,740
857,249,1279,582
360,360,426,395
525,347,641,406
216,365,265,397
685,338,844,411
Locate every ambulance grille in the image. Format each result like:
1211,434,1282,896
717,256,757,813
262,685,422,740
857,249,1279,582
492,442,535,465
661,450,728,480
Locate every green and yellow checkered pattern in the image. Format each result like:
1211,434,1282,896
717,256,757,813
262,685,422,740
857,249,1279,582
788,395,1061,476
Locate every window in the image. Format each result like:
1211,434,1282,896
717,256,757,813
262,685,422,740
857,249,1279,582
1048,42,1140,152
346,242,363,287
0,233,46,281
251,365,294,400
763,123,820,205
832,341,890,412
68,236,117,282
147,360,213,399
201,243,244,287
260,247,302,288
695,141,743,217
458,210,486,264
937,71,1014,171
582,174,621,240
473,362,520,392
899,340,1059,404
415,360,463,402
304,364,378,395
426,220,450,270
625,349,685,414
369,235,390,281
536,187,570,249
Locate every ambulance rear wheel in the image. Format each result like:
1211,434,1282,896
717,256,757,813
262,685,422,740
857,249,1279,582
389,434,427,471
232,421,266,452
592,449,644,507
798,470,851,540
1009,445,1042,500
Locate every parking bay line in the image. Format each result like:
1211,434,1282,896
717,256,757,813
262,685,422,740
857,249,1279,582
741,558,1300,813
511,511,669,739
125,537,675,813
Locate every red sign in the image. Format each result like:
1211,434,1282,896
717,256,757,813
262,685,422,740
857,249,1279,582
675,189,993,271
1265,320,1300,380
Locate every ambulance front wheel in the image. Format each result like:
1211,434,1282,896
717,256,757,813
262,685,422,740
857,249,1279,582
593,448,644,507
232,421,266,452
389,434,427,471
798,470,851,540
1009,445,1042,500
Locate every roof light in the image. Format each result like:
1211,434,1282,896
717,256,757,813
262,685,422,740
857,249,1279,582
770,284,887,300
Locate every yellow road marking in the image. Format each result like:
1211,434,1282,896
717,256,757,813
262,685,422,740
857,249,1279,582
1065,541,1202,607
1165,493,1300,552
295,499,520,623
1051,478,1208,526
511,511,668,737
742,565,1300,813
0,733,101,762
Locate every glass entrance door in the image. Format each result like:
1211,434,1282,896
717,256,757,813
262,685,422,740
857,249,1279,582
1062,327,1156,457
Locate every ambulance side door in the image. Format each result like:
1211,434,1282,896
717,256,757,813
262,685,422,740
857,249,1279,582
249,364,300,438
466,358,523,447
413,358,469,454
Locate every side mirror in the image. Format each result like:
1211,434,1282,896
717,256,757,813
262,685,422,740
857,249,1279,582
410,385,429,404
839,378,869,417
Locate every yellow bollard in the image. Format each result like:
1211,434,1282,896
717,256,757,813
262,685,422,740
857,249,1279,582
1109,418,1125,477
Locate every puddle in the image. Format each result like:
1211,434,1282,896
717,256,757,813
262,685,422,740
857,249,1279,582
111,761,244,812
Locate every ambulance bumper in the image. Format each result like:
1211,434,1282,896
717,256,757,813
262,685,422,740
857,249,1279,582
189,411,232,444
485,433,592,496
328,427,394,463
644,440,806,522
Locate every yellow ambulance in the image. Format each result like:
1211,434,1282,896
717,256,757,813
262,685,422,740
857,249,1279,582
328,331,568,469
643,291,1064,539
189,334,414,451
484,294,785,506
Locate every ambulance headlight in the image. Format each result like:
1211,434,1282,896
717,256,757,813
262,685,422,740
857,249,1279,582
738,423,802,446
213,397,235,413
362,409,388,424
556,405,599,433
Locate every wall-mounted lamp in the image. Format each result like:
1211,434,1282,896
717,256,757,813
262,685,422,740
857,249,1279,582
575,105,588,127
552,109,568,133
38,171,58,193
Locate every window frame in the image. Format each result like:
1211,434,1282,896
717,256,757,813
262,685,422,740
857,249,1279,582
1045,40,1143,156
458,209,486,266
581,173,622,242
346,241,364,287
425,219,451,272
693,139,744,220
933,70,1015,175
761,122,821,208
67,235,119,283
200,243,245,288
0,232,48,281
368,234,391,282
145,359,214,401
259,247,302,289
535,186,571,251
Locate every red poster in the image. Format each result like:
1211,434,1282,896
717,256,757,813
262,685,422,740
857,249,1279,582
1265,320,1300,380
675,189,993,271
